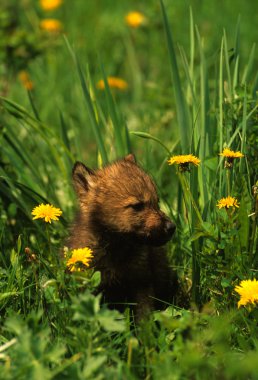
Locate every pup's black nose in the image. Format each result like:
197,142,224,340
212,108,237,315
165,220,176,237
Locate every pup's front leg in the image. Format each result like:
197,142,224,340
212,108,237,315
134,286,155,322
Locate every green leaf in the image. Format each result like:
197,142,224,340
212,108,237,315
221,278,231,288
130,131,171,154
0,291,19,301
189,222,217,242
97,309,126,332
82,355,107,378
90,271,101,288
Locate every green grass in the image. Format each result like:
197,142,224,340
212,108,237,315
0,0,258,378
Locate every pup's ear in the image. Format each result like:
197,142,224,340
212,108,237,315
72,161,95,197
124,153,136,163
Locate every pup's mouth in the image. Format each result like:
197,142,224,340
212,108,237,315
104,220,176,247
145,233,174,247
140,221,176,247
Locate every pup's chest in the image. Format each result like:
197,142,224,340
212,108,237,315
98,250,152,286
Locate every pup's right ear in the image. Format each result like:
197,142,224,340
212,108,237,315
124,153,136,163
72,161,95,197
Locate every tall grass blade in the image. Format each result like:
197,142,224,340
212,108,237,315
0,176,46,237
240,85,247,162
232,16,241,97
99,63,126,157
1,97,74,176
241,43,256,84
234,16,241,64
239,86,252,195
77,62,108,164
223,30,233,104
130,131,171,155
189,7,195,81
228,105,257,147
124,123,132,154
233,56,240,93
218,37,224,196
59,112,74,167
195,27,210,208
64,36,108,164
179,46,197,108
27,91,41,121
2,131,45,191
160,0,190,152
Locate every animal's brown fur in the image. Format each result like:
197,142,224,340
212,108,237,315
67,154,179,320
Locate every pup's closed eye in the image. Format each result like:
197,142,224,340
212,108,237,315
126,202,145,211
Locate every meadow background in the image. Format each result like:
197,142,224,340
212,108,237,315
0,0,258,378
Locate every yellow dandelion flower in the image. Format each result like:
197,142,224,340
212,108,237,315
219,148,244,158
219,148,244,168
125,11,145,28
31,204,62,223
97,77,128,91
40,0,62,11
18,70,34,91
235,279,258,308
40,19,62,32
66,247,93,272
216,196,239,209
168,154,200,171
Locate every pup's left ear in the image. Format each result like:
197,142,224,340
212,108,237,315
124,153,136,163
72,161,95,198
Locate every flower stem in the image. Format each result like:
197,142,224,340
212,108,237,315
191,241,200,307
226,168,231,196
45,224,52,259
178,171,203,307
250,183,258,264
127,339,133,368
178,172,203,225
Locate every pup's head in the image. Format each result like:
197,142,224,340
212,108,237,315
72,154,175,246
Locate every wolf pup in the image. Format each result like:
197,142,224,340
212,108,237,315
67,154,179,320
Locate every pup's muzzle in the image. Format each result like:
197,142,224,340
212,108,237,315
148,217,176,247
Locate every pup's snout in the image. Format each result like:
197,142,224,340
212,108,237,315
165,220,176,237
